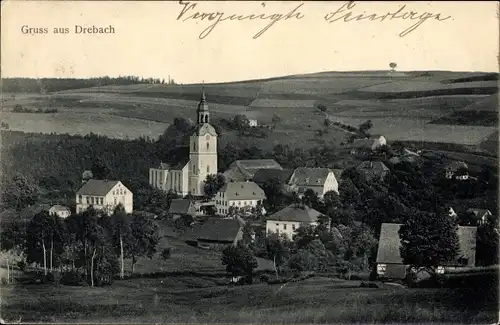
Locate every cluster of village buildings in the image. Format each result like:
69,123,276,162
43,91,491,279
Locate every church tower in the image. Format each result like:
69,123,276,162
188,88,218,196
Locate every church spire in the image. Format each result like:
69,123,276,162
197,83,209,124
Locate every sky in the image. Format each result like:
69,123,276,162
2,1,499,84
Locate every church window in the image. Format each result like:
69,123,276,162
206,142,209,150
207,165,210,173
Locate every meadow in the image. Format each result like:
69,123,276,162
1,71,498,153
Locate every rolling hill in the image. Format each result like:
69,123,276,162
1,70,498,153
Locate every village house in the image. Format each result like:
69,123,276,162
388,149,420,165
287,167,339,198
266,204,324,239
348,135,387,155
168,199,196,220
76,179,133,215
48,205,71,219
356,160,390,182
223,159,283,182
195,218,244,250
149,89,218,197
466,208,493,226
215,181,266,216
248,119,258,127
375,223,477,280
445,161,469,180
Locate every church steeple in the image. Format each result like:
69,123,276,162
197,84,209,124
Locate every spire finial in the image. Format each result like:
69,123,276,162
201,81,206,101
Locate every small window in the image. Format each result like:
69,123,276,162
78,195,82,203
100,197,103,205
207,165,210,173
284,224,287,230
276,223,279,227
206,142,210,150
292,224,296,230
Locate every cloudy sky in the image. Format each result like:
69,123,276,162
2,1,498,83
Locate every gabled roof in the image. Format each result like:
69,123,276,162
349,138,376,149
219,181,266,201
467,208,492,219
224,159,283,181
376,223,477,266
49,205,70,212
356,160,390,172
289,167,333,187
445,161,468,172
267,204,322,223
169,199,194,215
197,218,242,242
252,168,294,184
76,179,121,196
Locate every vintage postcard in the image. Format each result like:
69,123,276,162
0,1,499,324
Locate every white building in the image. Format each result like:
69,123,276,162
49,205,71,219
76,179,133,215
215,181,266,216
248,119,258,127
149,89,218,197
266,204,323,239
287,167,339,198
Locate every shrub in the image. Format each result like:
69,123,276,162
60,270,87,286
161,248,172,260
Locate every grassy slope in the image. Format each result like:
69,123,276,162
1,71,498,150
2,277,497,324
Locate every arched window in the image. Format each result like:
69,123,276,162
204,115,208,123
206,142,209,150
193,142,196,151
207,165,210,173
193,164,196,174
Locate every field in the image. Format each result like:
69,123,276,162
2,275,497,324
1,71,498,153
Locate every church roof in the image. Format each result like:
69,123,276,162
193,123,217,136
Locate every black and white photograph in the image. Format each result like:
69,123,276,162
1,1,499,324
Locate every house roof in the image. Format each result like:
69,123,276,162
252,168,294,184
349,138,375,149
49,205,70,212
76,179,120,196
224,159,283,181
82,170,93,180
356,160,390,172
219,181,266,201
196,218,242,242
289,167,333,187
467,208,492,219
267,204,322,223
445,161,468,172
376,223,478,266
169,199,193,215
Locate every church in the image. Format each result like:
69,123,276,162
149,89,218,197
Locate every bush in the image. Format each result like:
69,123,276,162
17,260,27,271
360,281,380,288
161,248,172,260
60,270,87,286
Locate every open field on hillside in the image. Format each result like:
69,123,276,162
2,71,498,149
1,111,169,140
2,276,496,324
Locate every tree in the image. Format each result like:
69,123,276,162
302,189,319,209
232,114,250,131
221,244,258,283
399,210,460,277
265,233,293,277
110,204,131,279
127,214,159,273
358,120,373,136
91,158,111,180
293,225,318,250
25,211,53,275
317,104,327,112
271,113,281,127
1,173,39,210
204,173,226,198
389,62,397,72
476,223,499,266
323,118,331,127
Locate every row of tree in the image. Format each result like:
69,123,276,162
1,205,159,286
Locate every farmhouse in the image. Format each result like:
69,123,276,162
223,159,283,182
287,167,339,198
215,181,266,216
149,90,218,197
445,161,469,180
196,218,244,250
466,208,493,226
348,135,387,155
48,205,71,219
168,199,196,220
266,204,324,239
375,223,477,280
76,179,133,215
356,160,390,182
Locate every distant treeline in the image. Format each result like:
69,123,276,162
1,76,177,93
